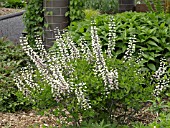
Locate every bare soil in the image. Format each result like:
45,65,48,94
0,8,23,16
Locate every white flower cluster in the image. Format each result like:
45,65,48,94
123,35,136,62
54,29,70,63
107,16,116,58
14,65,40,98
91,21,119,91
152,57,170,96
74,83,91,110
19,36,70,99
65,32,80,60
135,49,144,64
35,36,47,59
79,36,93,62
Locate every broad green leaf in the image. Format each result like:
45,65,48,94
160,22,165,29
147,63,156,71
150,36,159,43
147,40,158,46
143,54,155,61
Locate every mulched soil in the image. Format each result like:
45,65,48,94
0,7,22,16
0,110,58,128
0,108,74,128
0,104,157,128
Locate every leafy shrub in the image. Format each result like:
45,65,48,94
23,0,44,46
3,0,26,8
17,20,157,126
144,0,165,13
65,0,85,21
66,0,118,22
84,0,119,14
68,12,170,71
0,39,29,112
16,11,170,126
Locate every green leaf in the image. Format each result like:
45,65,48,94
147,40,158,46
143,54,155,61
160,22,165,29
150,36,159,43
147,63,156,71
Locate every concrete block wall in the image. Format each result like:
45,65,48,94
119,0,135,12
43,0,69,48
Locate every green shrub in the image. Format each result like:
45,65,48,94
65,0,85,21
16,11,169,126
0,39,29,112
84,0,119,14
14,66,58,110
17,22,155,126
23,0,44,46
144,0,165,13
3,0,26,8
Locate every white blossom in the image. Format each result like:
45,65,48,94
107,16,116,58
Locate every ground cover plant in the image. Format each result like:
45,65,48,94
0,39,30,112
14,12,170,127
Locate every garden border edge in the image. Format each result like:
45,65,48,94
0,10,25,21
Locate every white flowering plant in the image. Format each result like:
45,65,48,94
14,65,57,110
15,17,170,126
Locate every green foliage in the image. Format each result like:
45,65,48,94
0,39,29,112
58,58,153,125
65,0,85,21
66,0,119,21
49,30,154,124
62,120,119,128
3,0,26,8
84,0,119,14
23,0,44,46
0,39,57,112
144,0,165,13
15,69,57,110
83,9,100,20
68,12,170,71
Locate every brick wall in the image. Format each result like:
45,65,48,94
43,0,69,48
119,0,135,12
